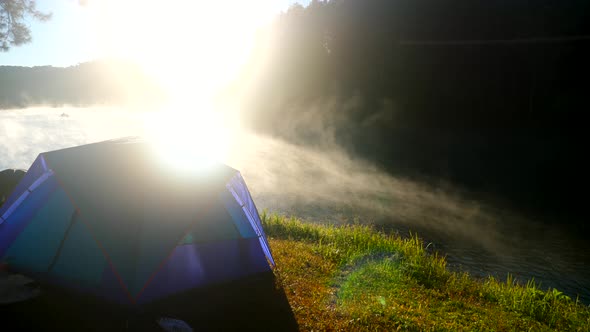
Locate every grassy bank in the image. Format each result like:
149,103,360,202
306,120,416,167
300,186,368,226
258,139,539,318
261,213,590,331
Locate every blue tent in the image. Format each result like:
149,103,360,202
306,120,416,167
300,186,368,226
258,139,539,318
0,138,275,307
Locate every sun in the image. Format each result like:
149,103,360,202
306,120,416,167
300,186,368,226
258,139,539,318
92,0,274,100
143,101,234,172
87,0,275,168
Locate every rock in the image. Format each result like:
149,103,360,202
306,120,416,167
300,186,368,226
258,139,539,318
0,272,40,304
0,169,26,208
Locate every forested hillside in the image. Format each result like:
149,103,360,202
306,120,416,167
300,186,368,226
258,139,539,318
0,60,165,108
238,0,590,222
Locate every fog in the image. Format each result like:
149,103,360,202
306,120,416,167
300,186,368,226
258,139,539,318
0,107,147,170
0,106,536,254
230,132,508,247
1,107,589,301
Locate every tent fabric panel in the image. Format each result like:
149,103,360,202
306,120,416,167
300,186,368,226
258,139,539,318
98,264,135,305
44,143,146,291
136,243,205,304
226,173,274,266
257,237,274,266
220,189,257,239
178,197,240,245
15,263,124,303
0,176,58,258
2,188,74,273
29,262,128,305
136,237,270,304
133,196,238,296
227,173,264,234
69,200,141,293
131,206,201,296
0,155,46,217
192,237,270,281
50,219,108,286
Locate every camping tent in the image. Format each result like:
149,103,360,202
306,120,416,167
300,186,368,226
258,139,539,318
0,138,276,310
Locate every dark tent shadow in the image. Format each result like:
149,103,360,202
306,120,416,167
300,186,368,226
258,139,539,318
0,271,298,331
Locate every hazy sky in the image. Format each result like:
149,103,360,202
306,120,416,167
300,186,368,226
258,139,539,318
1,0,310,67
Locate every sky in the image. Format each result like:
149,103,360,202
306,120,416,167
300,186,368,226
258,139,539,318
1,0,310,67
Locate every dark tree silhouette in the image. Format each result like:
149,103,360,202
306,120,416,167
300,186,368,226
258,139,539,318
238,0,590,221
0,0,51,51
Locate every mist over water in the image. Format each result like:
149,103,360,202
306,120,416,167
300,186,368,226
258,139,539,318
1,107,589,302
0,107,147,170
228,131,590,303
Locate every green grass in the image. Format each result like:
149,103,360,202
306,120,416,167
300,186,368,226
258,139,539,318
261,212,590,331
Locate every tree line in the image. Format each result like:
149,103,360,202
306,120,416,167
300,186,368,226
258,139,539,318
237,0,590,221
0,60,166,108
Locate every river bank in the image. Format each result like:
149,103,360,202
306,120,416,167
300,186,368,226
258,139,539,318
261,213,590,331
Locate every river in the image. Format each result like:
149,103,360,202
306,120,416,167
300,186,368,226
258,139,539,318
1,107,589,304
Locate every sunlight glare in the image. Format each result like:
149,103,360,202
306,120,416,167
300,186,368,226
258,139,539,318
90,0,275,100
83,0,277,171
144,102,233,172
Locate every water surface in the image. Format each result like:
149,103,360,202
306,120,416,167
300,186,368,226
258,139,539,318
1,107,589,303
